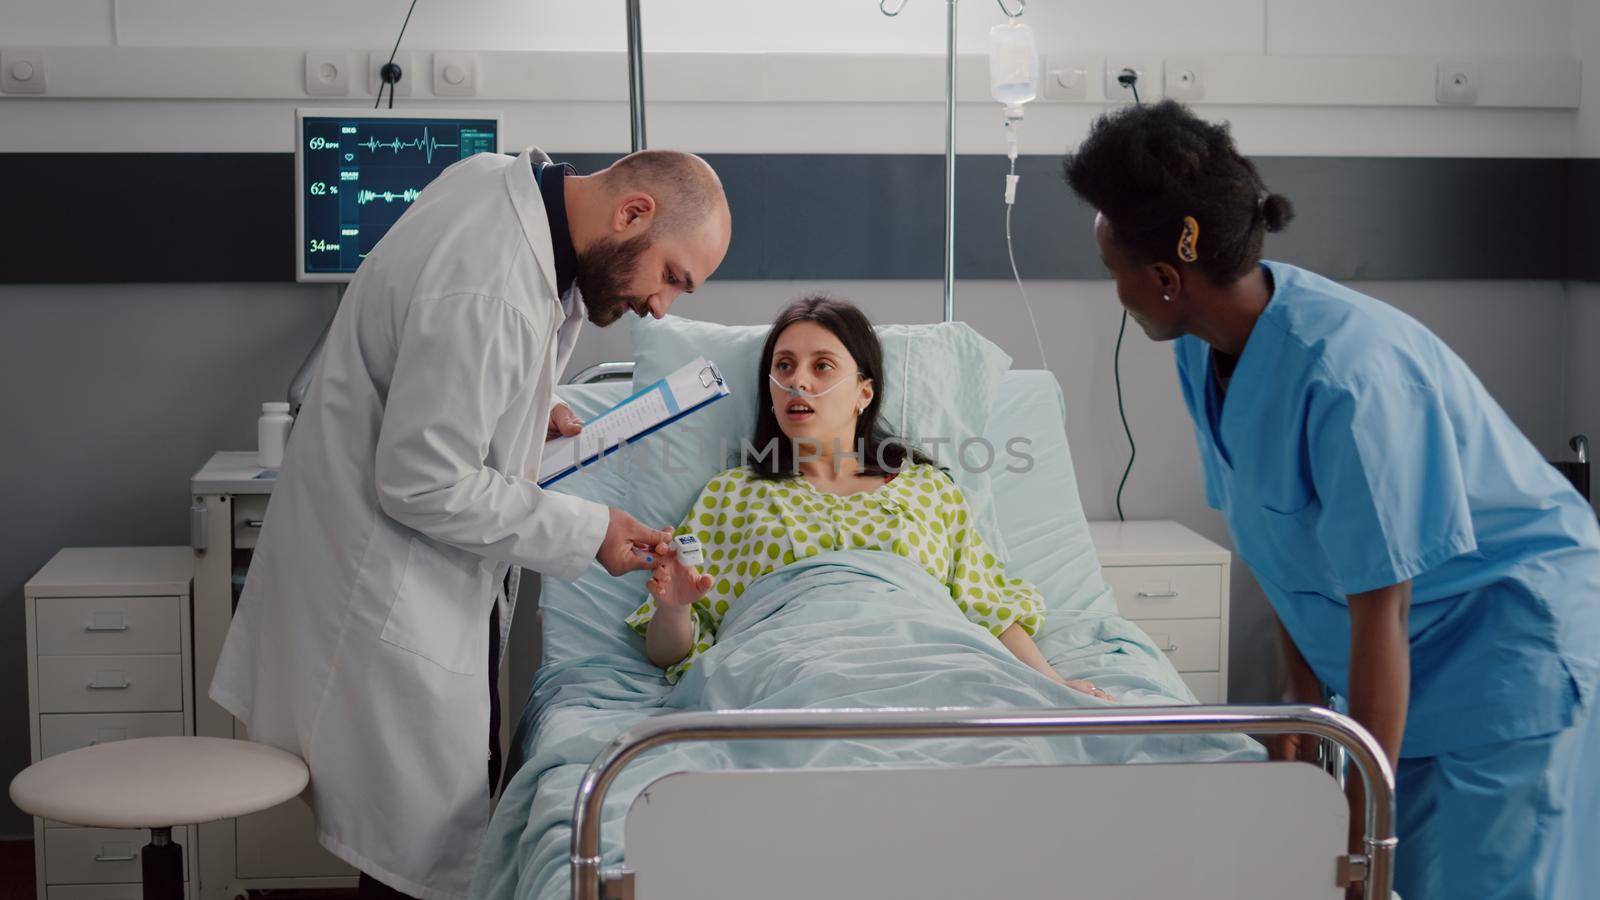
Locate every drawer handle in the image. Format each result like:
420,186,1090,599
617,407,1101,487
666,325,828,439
94,852,138,862
245,519,265,528
1161,640,1180,653
1137,590,1180,599
84,623,131,633
87,680,132,691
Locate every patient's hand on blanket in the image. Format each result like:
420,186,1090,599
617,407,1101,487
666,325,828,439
999,622,1114,701
642,533,715,669
1061,679,1114,701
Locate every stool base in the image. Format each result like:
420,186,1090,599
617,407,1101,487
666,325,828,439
141,827,183,900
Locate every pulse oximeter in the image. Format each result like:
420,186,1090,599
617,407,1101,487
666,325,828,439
673,533,705,566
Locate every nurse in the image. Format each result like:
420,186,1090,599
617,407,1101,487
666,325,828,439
1063,99,1600,899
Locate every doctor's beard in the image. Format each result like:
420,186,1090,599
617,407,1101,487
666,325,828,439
575,232,652,327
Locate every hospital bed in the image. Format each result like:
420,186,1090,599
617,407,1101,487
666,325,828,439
480,366,1396,900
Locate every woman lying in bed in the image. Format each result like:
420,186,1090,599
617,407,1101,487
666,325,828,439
626,295,1110,700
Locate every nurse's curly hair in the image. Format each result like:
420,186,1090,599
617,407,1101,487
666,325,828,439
1063,99,1294,284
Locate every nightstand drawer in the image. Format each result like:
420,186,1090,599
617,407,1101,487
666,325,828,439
233,495,269,550
1181,672,1222,704
40,712,187,758
1131,618,1221,673
49,885,192,900
49,886,151,900
36,596,182,656
44,827,189,885
40,713,189,827
36,656,183,713
1103,565,1221,620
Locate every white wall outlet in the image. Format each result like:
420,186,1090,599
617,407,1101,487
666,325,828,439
1105,57,1162,103
368,50,416,99
432,51,479,98
304,50,351,97
1043,56,1090,101
1165,59,1205,102
1437,63,1480,106
1,48,48,95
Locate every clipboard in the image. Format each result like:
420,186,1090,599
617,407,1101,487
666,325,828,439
538,357,730,488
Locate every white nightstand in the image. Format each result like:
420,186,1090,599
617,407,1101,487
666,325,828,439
190,451,356,899
1089,521,1232,703
23,547,197,900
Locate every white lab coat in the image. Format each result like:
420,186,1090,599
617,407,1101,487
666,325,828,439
210,148,608,900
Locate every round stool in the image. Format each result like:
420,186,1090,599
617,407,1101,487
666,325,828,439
9,737,309,900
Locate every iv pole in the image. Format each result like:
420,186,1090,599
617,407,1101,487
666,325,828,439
879,0,957,323
940,0,957,323
880,0,1026,323
626,0,647,152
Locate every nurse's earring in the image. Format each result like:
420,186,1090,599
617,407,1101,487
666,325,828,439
1162,293,1172,303
1177,215,1201,263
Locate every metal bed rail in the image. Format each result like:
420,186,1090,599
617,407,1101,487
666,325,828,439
570,704,1396,900
567,361,637,385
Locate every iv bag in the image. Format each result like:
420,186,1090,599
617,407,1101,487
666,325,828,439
989,22,1039,109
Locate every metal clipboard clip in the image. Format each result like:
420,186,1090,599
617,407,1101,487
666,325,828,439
698,361,725,390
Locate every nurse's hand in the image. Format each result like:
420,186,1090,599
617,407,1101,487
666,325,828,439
596,508,671,576
645,536,714,609
547,402,583,439
1266,731,1322,763
1269,680,1327,761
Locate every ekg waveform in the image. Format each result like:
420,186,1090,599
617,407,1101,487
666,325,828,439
356,126,460,164
357,188,424,205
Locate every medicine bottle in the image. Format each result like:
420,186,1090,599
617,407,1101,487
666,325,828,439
258,402,294,469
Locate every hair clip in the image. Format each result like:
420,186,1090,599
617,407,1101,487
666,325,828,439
1177,215,1200,263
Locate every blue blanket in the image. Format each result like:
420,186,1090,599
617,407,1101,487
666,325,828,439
472,550,1262,900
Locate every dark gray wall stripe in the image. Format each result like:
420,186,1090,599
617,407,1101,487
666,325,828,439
1567,159,1600,282
496,153,1593,283
2,153,294,283
1257,158,1569,280
1,153,1592,284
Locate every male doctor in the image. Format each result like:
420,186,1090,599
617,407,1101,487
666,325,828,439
211,147,732,900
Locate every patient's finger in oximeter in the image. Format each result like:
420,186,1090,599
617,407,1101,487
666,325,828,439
673,534,705,566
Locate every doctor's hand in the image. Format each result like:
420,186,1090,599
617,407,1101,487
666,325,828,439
645,536,714,610
547,402,583,440
596,508,671,577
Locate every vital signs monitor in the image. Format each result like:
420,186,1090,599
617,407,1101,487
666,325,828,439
295,108,503,282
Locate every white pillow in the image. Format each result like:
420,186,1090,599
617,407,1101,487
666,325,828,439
619,314,1014,560
984,370,1116,616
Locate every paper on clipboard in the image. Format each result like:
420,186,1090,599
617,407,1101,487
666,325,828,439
538,357,729,488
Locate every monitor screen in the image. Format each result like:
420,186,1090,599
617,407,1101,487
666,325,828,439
295,108,502,281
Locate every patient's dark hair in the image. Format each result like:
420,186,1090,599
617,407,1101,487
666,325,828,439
746,295,933,480
1063,99,1294,284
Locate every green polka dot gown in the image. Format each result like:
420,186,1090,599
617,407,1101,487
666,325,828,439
626,463,1045,681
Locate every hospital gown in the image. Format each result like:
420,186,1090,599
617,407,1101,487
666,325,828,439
626,462,1044,682
1175,260,1600,899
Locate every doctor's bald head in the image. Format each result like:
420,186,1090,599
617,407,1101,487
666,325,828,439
600,150,730,238
567,150,733,327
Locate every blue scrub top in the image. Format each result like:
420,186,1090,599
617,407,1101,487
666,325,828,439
1177,261,1600,757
